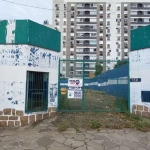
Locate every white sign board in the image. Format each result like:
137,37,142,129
68,78,83,87
68,78,82,99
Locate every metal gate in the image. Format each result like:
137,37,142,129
58,59,130,112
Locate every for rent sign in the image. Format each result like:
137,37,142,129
68,78,83,99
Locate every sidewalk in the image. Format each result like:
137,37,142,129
0,117,150,150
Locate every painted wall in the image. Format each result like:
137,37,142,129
0,44,59,112
129,48,150,111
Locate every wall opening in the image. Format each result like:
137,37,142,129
26,71,49,112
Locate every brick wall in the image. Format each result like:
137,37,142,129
132,105,150,118
0,107,56,127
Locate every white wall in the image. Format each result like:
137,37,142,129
0,44,59,112
129,48,150,111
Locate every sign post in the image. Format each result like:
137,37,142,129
68,78,83,99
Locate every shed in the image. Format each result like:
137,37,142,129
0,20,61,126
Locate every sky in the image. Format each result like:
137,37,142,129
0,0,53,25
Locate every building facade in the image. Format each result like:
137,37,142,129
0,20,60,126
52,0,150,77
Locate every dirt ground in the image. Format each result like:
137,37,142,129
52,112,150,132
59,90,128,111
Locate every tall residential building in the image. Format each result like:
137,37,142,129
52,0,150,78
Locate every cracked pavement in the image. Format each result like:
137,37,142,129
0,117,150,150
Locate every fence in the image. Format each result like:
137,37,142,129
58,59,129,112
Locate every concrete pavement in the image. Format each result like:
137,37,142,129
0,117,150,150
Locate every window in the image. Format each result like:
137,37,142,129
26,71,48,112
124,52,128,56
141,91,150,102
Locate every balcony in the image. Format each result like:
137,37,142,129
77,11,97,17
131,3,149,9
71,14,74,18
84,56,90,60
124,7,128,11
77,26,97,32
77,3,97,9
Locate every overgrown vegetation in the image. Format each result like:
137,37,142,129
114,60,127,68
89,120,101,129
58,121,68,132
94,61,103,76
53,112,150,132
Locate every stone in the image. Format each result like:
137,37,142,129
29,115,35,123
119,145,132,150
94,135,110,140
50,112,56,118
132,105,136,110
8,121,14,127
55,137,66,144
0,111,3,115
140,137,149,145
48,108,51,112
3,108,11,115
87,141,104,150
12,109,15,116
47,146,73,150
36,114,42,121
103,141,118,149
124,134,139,142
142,112,150,118
15,121,20,126
137,147,147,150
72,141,84,148
64,138,74,146
43,113,49,119
36,136,54,147
9,116,18,120
85,133,95,140
75,135,85,141
87,146,96,150
136,111,142,116
137,105,143,111
16,110,24,116
122,140,138,149
0,116,8,120
51,107,56,112
20,116,28,126
144,106,148,112
75,145,87,150
92,140,104,144
0,121,7,127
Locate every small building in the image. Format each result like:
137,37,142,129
130,25,150,118
0,20,61,126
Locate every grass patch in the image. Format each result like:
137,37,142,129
58,121,68,132
135,119,150,132
89,120,101,129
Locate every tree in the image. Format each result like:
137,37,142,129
94,62,103,76
114,60,127,68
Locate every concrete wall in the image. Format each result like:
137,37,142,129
129,48,150,117
0,44,59,126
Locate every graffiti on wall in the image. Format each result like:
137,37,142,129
0,45,59,69
49,83,58,107
0,81,25,106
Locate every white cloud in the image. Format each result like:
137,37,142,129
0,0,52,25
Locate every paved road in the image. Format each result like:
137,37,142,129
0,117,150,150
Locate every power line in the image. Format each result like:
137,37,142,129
1,0,53,10
1,0,129,14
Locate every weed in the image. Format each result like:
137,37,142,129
125,121,132,128
135,119,150,132
58,121,68,132
90,120,101,129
